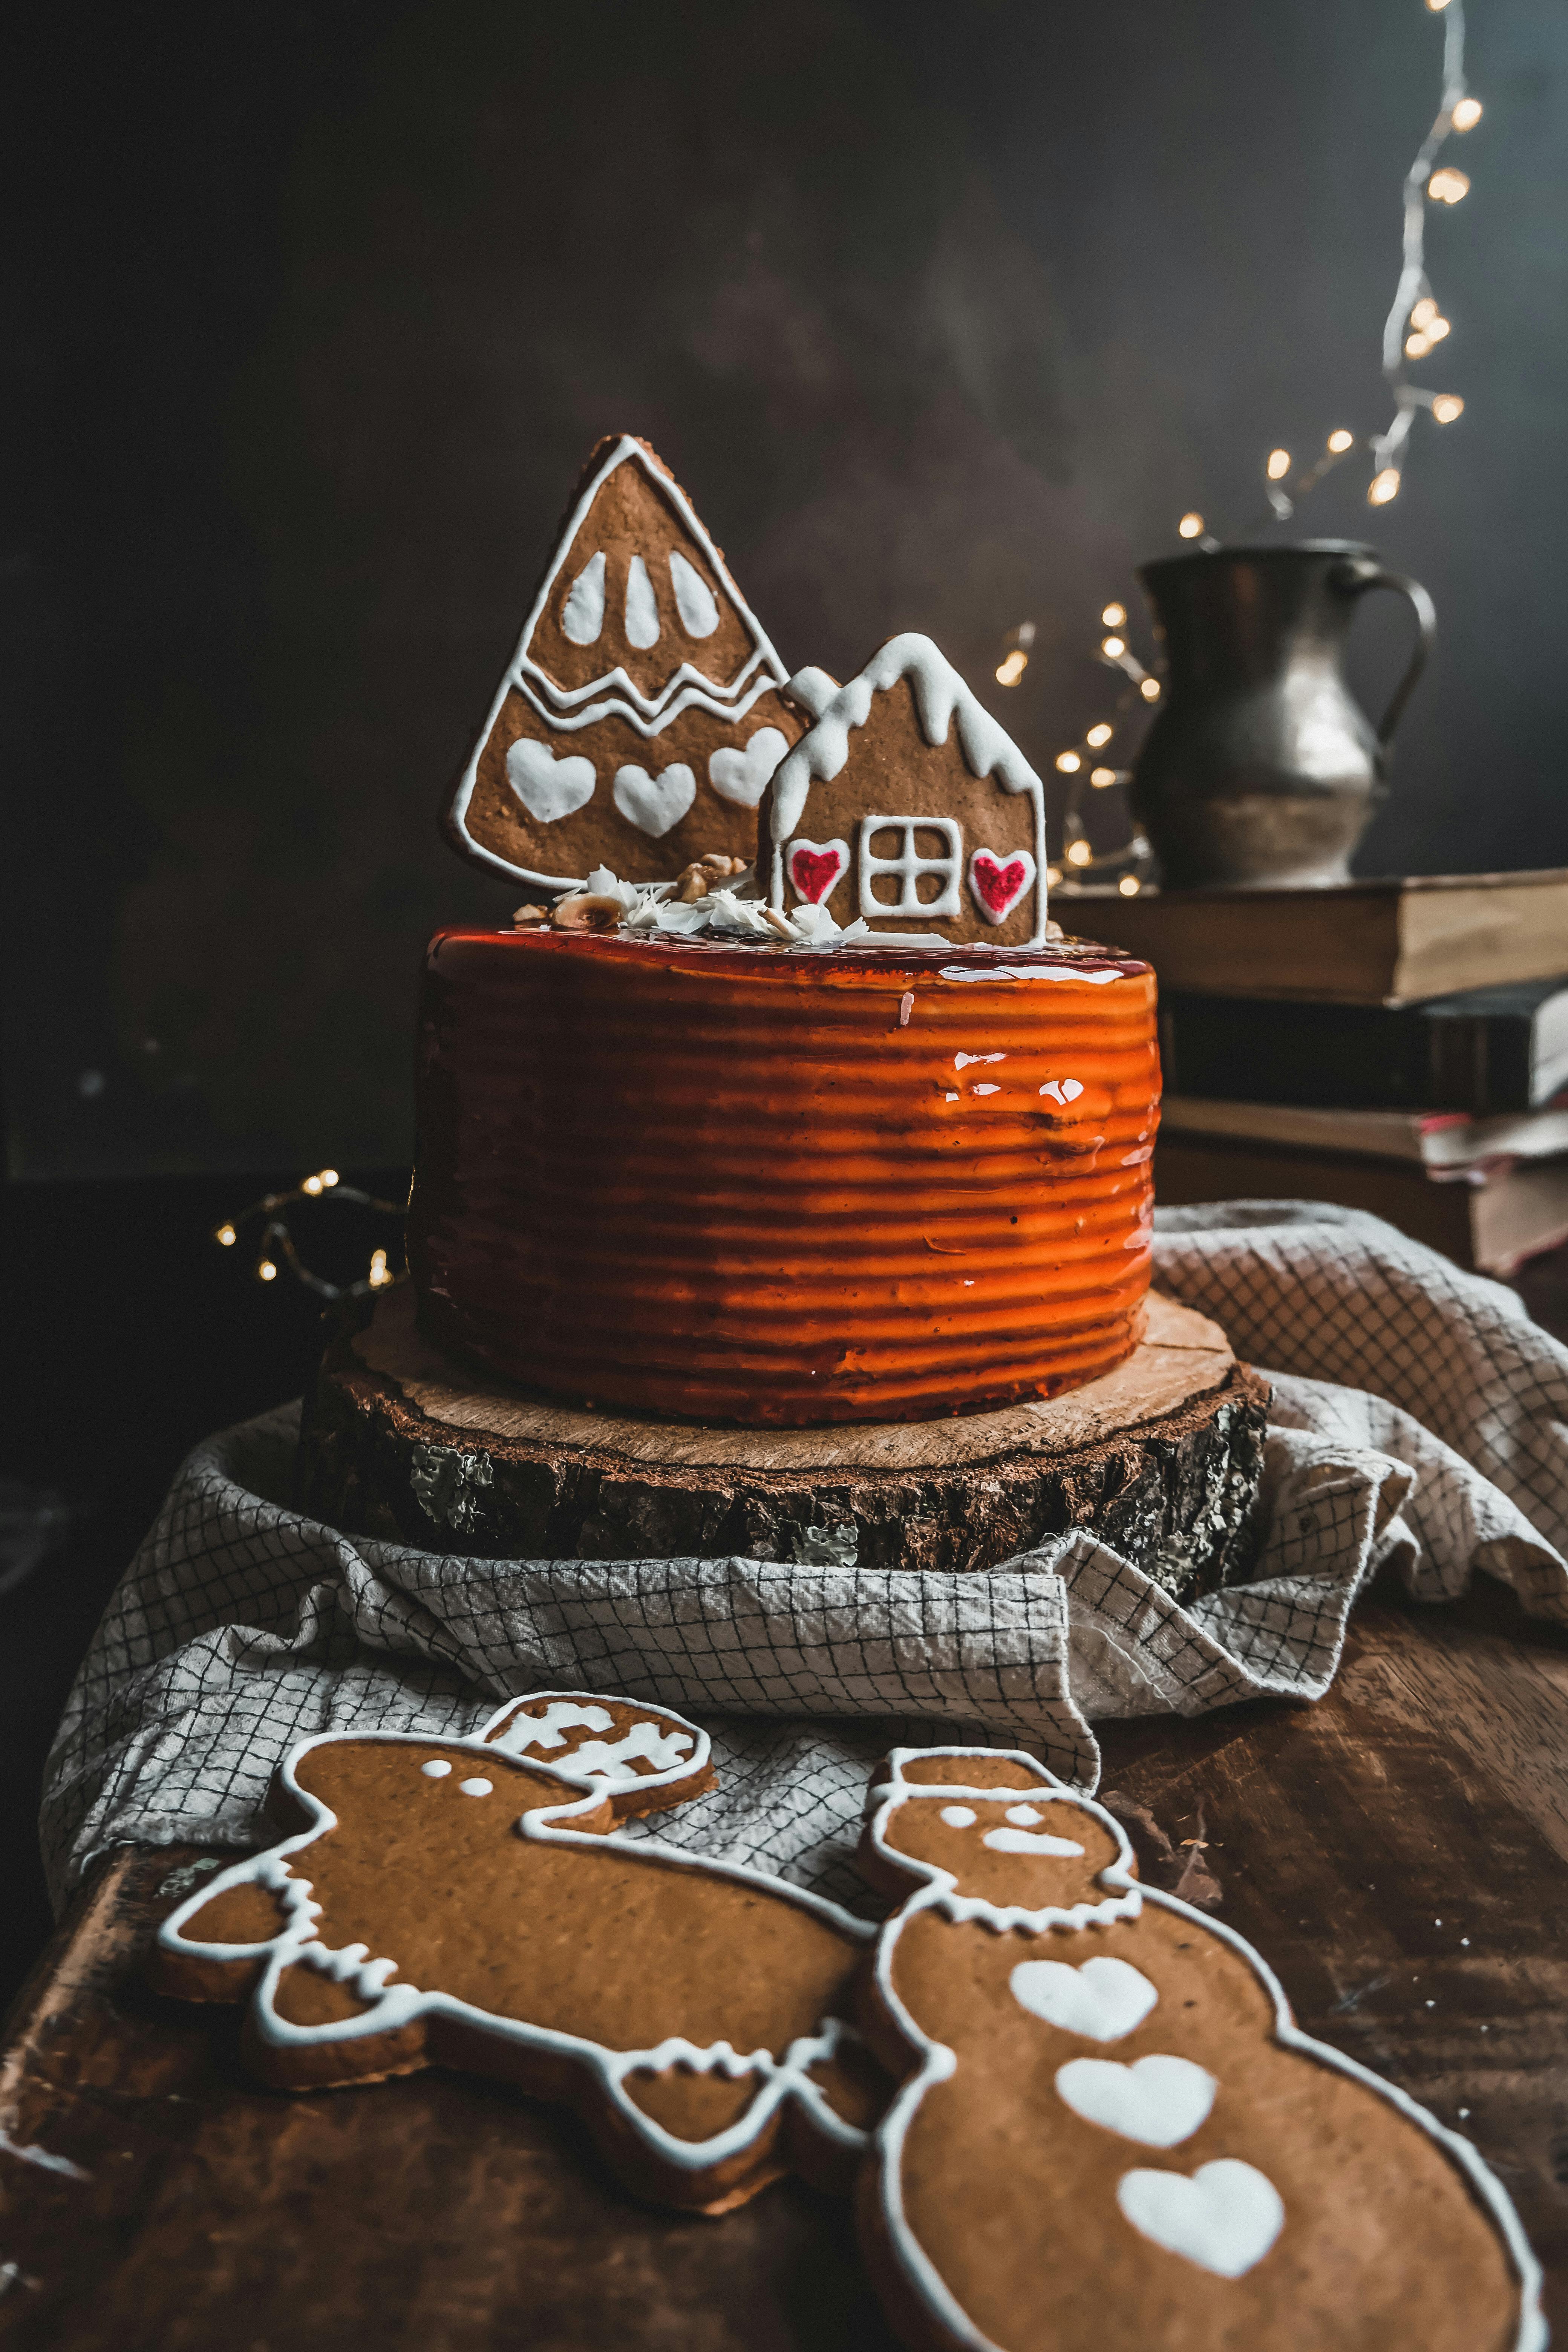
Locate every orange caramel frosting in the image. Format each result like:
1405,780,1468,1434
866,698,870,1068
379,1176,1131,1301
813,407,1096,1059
408,928,1159,1427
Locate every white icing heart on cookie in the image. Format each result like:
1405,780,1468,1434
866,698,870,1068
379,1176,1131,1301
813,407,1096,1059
613,762,697,838
1116,2158,1284,2278
1009,1954,1158,2043
1055,2053,1217,2147
709,727,790,809
505,740,597,825
969,846,1037,924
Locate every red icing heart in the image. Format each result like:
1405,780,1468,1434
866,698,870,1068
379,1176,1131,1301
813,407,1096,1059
970,851,1033,920
789,839,848,904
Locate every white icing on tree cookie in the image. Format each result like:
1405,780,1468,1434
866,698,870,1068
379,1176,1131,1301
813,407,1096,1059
625,554,660,650
560,551,606,646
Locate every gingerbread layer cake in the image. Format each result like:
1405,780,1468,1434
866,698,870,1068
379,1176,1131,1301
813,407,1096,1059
407,929,1158,1425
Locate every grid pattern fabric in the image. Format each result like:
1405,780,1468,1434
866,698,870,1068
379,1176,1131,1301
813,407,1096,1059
41,1204,1568,1914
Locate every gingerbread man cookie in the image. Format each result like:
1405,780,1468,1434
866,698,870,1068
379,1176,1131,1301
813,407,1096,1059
854,1747,1542,2352
150,1690,884,2213
442,436,808,892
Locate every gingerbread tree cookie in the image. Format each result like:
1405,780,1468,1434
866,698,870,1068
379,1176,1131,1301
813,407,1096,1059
854,1747,1542,2352
149,1689,884,2215
443,436,808,891
758,634,1049,948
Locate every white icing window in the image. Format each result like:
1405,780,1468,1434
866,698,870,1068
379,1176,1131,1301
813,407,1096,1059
560,551,606,646
625,554,661,649
858,816,962,921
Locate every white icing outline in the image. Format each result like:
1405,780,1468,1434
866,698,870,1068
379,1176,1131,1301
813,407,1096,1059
447,438,793,886
765,636,1049,949
158,1697,875,2184
862,1746,1546,2352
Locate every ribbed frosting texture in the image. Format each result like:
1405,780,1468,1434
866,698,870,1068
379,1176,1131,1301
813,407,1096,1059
408,930,1160,1426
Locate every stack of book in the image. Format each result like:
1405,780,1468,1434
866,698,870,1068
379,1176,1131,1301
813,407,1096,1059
1079,870,1568,1274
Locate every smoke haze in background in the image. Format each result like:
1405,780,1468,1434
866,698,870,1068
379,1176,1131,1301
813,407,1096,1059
8,0,1566,1174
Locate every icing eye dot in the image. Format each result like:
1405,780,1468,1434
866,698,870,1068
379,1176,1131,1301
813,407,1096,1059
458,1777,494,1797
940,1805,978,1828
421,1759,453,1779
1006,1803,1043,1825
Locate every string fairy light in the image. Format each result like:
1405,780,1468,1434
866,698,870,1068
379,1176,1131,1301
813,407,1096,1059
995,0,1479,897
214,1170,406,1300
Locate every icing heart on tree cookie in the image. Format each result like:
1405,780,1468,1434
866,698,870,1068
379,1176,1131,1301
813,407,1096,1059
854,1744,1542,2352
612,761,697,838
505,740,597,826
149,1689,884,2215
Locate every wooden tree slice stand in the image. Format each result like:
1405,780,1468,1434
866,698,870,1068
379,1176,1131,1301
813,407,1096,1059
298,1288,1269,1602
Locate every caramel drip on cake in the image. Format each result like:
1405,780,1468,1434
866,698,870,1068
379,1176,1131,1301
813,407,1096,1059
407,932,1159,1426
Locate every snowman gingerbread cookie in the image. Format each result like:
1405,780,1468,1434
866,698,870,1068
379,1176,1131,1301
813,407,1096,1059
854,1747,1542,2352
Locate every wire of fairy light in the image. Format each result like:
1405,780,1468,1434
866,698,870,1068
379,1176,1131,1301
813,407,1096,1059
997,0,1478,899
213,1170,405,1300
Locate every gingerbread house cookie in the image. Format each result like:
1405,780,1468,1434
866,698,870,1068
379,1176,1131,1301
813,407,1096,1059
443,436,808,891
148,1688,884,2216
758,634,1049,948
854,1747,1542,2352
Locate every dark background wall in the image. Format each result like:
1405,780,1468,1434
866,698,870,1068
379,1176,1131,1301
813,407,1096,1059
9,0,1567,1180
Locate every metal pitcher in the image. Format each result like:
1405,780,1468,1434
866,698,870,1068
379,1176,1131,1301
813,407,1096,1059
1130,540,1436,890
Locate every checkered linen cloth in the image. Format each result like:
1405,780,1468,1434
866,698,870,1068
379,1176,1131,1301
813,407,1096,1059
41,1203,1568,1917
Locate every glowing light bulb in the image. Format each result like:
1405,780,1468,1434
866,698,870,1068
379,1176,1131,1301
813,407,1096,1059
1101,635,1127,660
1410,296,1438,330
1266,449,1291,481
368,1248,392,1289
1451,96,1482,130
1367,467,1401,507
1140,677,1161,701
1066,839,1093,867
1426,314,1450,341
320,1169,340,1187
1177,512,1204,540
1427,167,1470,204
1045,865,1063,888
302,1174,323,1196
1432,393,1465,423
1055,751,1082,773
1425,0,1452,13
257,1258,278,1283
1086,723,1114,747
995,649,1029,687
1118,874,1142,897
1100,603,1126,628
1405,332,1432,360
214,1222,237,1247
1091,766,1118,788
1327,429,1355,453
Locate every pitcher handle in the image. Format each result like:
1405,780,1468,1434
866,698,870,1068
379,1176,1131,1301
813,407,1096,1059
1335,556,1437,753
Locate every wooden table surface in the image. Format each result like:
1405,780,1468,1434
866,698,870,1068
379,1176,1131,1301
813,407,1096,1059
3,1574,1566,2350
